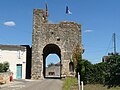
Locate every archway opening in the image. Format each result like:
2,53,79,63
46,54,60,78
43,44,61,78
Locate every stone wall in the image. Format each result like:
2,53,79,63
31,9,82,79
0,72,11,84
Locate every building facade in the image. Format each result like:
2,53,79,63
46,63,60,78
31,9,83,79
0,45,31,79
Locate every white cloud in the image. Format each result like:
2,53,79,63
3,21,16,26
85,30,93,33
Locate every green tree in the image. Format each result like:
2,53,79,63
0,62,9,72
91,62,109,84
105,55,120,87
47,62,54,67
76,59,93,84
84,60,93,84
3,61,9,72
0,63,3,72
80,61,110,84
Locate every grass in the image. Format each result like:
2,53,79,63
62,77,120,90
62,77,78,90
84,84,120,90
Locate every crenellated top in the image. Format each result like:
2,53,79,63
33,9,44,15
33,9,48,23
59,21,81,29
46,21,81,31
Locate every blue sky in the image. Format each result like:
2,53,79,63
0,0,120,64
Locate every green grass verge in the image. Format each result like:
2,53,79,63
62,77,78,90
84,84,120,90
62,77,120,90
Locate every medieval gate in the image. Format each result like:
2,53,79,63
31,9,82,79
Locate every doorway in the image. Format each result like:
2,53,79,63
16,64,22,79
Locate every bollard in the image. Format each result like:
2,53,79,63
81,81,83,90
10,73,13,82
78,72,80,90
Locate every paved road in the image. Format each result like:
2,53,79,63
0,79,63,90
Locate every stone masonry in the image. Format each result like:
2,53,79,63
31,9,82,79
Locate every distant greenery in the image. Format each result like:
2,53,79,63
47,62,55,67
105,55,120,88
77,55,120,88
72,44,120,88
0,62,9,72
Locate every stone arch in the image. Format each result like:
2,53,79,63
43,44,61,78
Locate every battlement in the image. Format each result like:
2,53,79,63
33,9,44,15
59,21,81,29
60,21,77,25
46,21,81,30
33,9,47,23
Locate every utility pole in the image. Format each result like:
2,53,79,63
113,32,117,55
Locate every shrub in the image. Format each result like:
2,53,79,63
0,63,3,72
80,55,120,88
3,61,9,72
105,55,120,88
77,59,110,85
0,62,9,72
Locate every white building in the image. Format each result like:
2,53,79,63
0,45,31,79
46,62,61,78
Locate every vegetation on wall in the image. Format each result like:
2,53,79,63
72,44,83,77
0,61,9,72
72,44,82,66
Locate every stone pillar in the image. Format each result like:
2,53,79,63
31,9,47,79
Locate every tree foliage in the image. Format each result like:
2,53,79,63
105,55,120,88
0,63,4,72
3,61,9,72
76,55,120,88
72,44,120,87
88,62,109,84
47,62,55,67
77,60,110,85
0,61,9,72
76,59,93,84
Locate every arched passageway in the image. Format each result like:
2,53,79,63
43,44,61,78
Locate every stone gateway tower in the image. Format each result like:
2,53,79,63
31,9,82,79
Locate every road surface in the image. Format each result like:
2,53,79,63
0,79,63,90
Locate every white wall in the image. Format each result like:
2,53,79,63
0,46,27,79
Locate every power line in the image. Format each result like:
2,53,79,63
104,34,113,55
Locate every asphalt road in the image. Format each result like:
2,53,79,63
0,79,63,90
